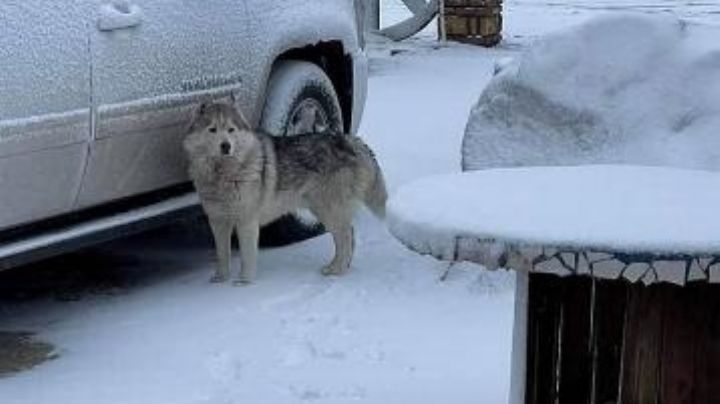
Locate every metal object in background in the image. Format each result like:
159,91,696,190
363,0,380,31
363,0,439,41
364,0,501,45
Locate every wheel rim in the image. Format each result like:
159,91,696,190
285,98,330,136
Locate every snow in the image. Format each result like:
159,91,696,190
243,0,361,120
1,4,518,404
0,222,515,404
389,165,720,256
259,61,341,136
502,0,720,46
381,0,438,37
363,41,516,187
3,2,719,403
383,0,720,45
0,109,88,158
463,14,720,171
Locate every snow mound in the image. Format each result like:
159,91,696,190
462,14,720,171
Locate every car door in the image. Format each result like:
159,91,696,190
76,0,251,208
0,2,92,230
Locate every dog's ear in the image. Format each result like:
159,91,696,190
235,108,251,130
196,102,207,117
227,104,251,131
187,102,209,133
224,93,250,130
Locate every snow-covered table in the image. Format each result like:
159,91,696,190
388,165,720,286
388,164,720,404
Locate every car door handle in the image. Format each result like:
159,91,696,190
98,1,143,32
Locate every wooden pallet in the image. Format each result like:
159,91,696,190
441,0,503,47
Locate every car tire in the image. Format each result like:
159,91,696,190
258,60,345,248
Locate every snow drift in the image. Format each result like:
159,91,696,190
462,14,720,171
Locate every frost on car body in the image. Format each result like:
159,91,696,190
0,0,368,267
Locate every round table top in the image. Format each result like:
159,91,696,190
388,165,720,255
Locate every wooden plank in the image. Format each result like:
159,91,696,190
527,274,563,404
592,280,628,404
444,0,502,7
658,285,696,404
620,285,663,404
527,279,720,404
557,277,593,404
691,284,720,403
444,16,466,36
444,7,501,17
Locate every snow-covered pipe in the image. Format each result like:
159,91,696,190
379,0,439,41
363,0,380,31
402,0,428,14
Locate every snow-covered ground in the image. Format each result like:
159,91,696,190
1,2,718,404
383,0,720,44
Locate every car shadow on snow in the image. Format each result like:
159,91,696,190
0,220,215,304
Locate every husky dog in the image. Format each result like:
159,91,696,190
184,102,387,284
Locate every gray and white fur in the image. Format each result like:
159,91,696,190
184,102,387,284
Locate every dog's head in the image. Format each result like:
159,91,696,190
183,101,255,161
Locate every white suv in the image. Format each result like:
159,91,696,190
0,0,368,268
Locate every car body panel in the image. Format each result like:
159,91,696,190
0,1,92,230
76,0,251,208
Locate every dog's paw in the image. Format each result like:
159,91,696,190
210,274,229,283
232,278,252,286
321,265,344,277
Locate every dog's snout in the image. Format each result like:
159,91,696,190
220,141,232,155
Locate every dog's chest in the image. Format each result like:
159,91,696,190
196,178,262,216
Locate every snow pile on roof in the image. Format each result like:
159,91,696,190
462,14,720,171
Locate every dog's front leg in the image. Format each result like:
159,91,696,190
235,219,260,285
209,218,233,283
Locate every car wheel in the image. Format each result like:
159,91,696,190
258,60,344,247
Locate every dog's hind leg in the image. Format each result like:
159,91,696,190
209,218,233,283
234,219,260,285
313,209,355,276
322,225,355,276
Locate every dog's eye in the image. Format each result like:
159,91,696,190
208,127,217,133
228,127,235,133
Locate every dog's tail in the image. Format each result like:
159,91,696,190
361,145,388,219
365,165,387,218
